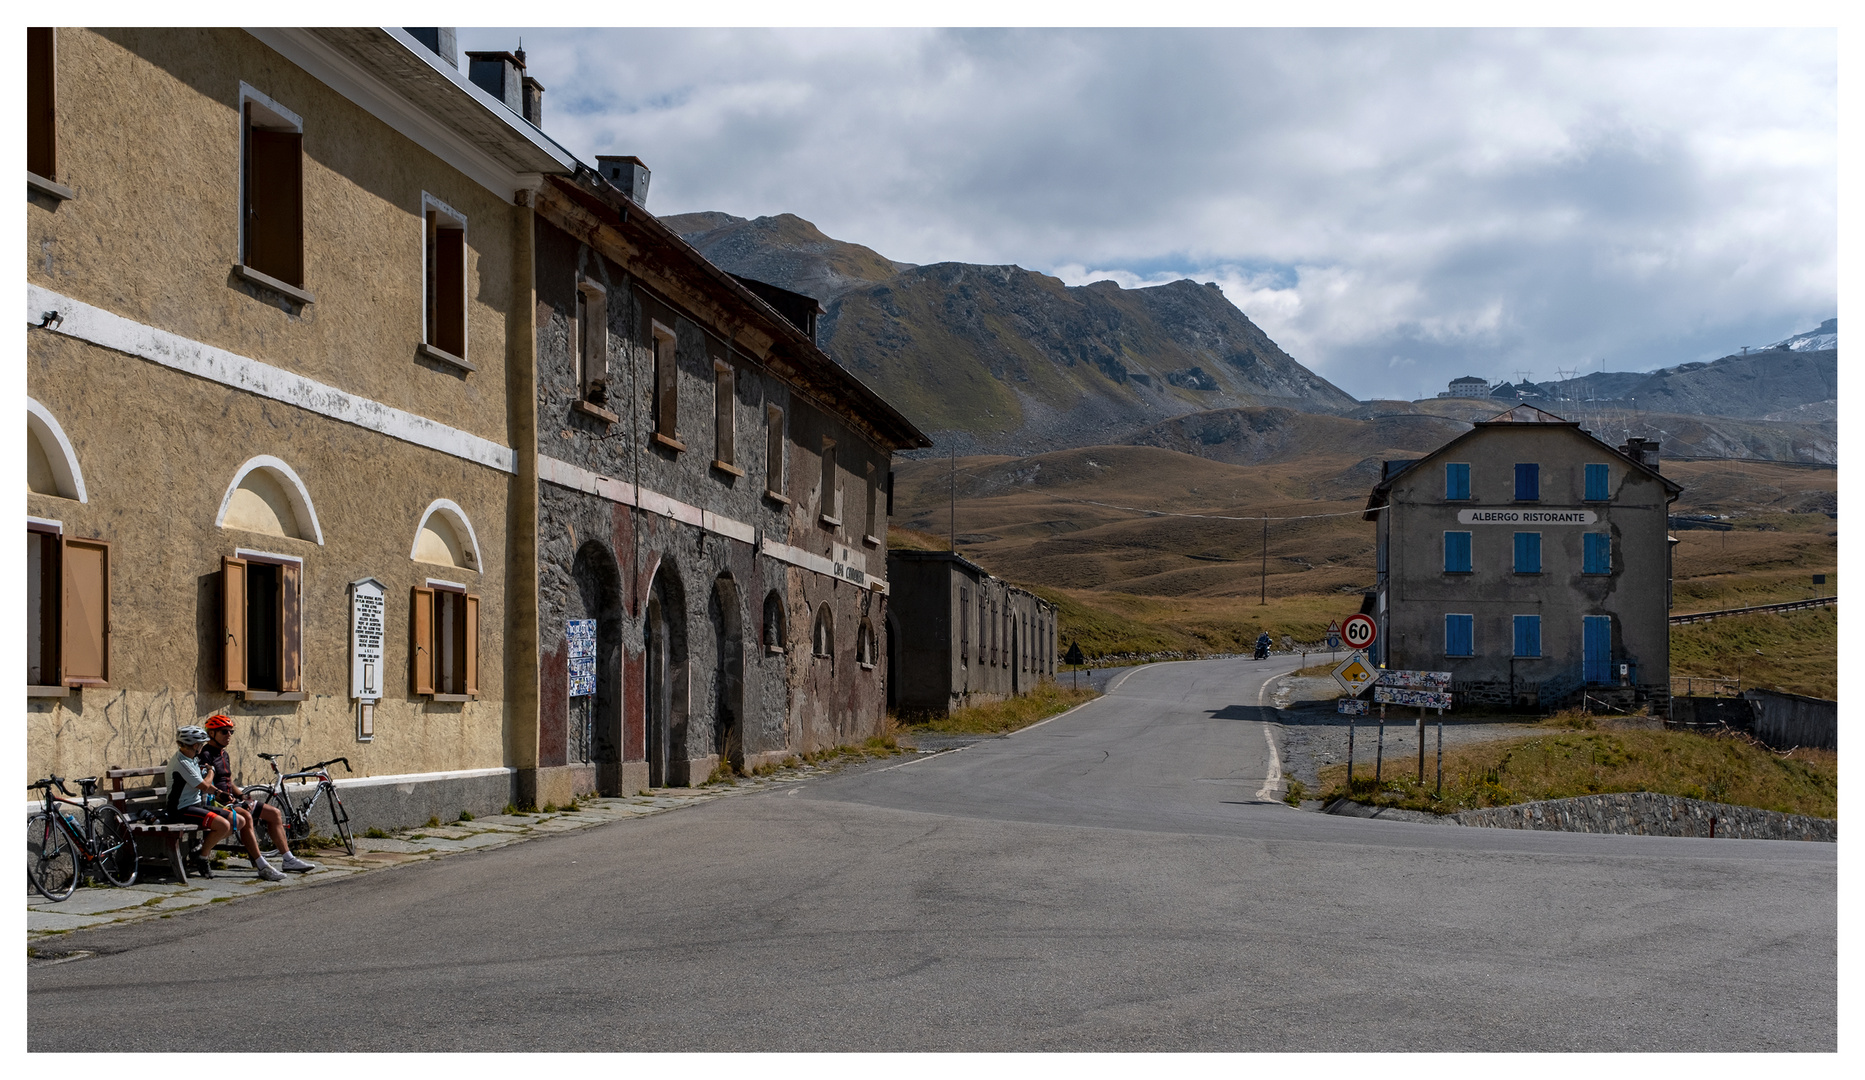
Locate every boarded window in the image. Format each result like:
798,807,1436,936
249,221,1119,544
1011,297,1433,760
1445,462,1470,500
1513,615,1541,658
1443,531,1472,573
813,604,835,658
1585,463,1610,502
764,406,785,495
1513,532,1541,574
1445,614,1474,657
1513,463,1540,501
959,587,970,667
653,324,678,440
714,362,735,466
578,280,608,403
1583,532,1612,575
27,28,55,181
425,209,467,358
244,103,303,287
864,462,879,541
763,591,786,652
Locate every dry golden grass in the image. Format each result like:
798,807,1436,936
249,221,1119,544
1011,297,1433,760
897,680,1100,737
1318,721,1837,818
1672,606,1836,699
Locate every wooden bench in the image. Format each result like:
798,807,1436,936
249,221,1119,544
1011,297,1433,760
105,766,238,883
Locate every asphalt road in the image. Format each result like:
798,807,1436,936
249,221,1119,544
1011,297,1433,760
29,657,1835,1051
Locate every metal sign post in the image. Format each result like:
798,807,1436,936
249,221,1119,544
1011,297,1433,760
1436,712,1444,796
1375,705,1386,784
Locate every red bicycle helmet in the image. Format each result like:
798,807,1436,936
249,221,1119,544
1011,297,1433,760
204,713,235,730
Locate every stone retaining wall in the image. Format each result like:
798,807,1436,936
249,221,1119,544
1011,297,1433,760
1454,792,1834,842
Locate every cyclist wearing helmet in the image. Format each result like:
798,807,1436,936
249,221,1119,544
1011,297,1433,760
199,714,316,877
165,725,246,877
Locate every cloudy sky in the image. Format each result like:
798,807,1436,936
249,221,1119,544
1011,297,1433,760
457,27,1836,401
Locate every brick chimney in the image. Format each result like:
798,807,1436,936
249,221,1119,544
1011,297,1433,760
595,155,651,208
1619,437,1660,471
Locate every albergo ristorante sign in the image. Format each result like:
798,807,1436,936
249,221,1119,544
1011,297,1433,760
1456,509,1597,525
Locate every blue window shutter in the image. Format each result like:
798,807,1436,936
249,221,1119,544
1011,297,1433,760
1446,463,1470,500
1584,533,1610,574
1446,614,1473,656
1444,531,1471,573
1585,463,1609,501
1515,463,1539,500
1514,532,1540,573
1514,615,1540,657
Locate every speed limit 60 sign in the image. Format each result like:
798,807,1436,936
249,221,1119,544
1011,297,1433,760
1341,614,1377,650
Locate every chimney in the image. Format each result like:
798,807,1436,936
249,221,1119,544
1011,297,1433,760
521,76,545,129
1619,437,1660,471
465,50,523,115
595,155,651,208
404,28,457,68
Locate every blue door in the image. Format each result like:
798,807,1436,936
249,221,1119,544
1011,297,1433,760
1583,615,1611,684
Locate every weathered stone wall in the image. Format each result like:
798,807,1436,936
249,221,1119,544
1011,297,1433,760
1455,792,1835,842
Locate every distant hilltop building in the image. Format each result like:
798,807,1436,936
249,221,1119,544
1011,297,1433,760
1438,376,1492,399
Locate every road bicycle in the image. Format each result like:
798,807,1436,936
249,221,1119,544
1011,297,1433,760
27,774,140,901
242,755,355,856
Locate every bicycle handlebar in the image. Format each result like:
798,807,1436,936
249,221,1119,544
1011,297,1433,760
311,757,351,773
30,775,72,795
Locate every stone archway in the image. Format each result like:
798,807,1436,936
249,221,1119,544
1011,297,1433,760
711,574,746,775
571,541,625,796
644,563,688,788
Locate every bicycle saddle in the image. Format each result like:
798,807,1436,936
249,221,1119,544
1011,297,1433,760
258,752,282,760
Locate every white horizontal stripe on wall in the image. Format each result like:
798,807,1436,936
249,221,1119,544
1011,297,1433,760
26,285,518,474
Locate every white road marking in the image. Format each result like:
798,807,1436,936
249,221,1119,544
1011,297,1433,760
1255,668,1287,802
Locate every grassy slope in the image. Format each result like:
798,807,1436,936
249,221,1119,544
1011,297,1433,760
896,681,1100,738
1671,606,1836,699
1317,720,1837,818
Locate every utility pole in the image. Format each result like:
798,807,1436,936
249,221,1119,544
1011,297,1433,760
1259,516,1268,605
948,448,956,552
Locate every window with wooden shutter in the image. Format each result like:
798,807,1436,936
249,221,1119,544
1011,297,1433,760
222,556,248,692
60,537,109,687
27,28,56,183
244,104,304,287
765,406,785,497
28,526,60,688
819,439,840,527
410,585,435,695
425,205,467,360
653,323,679,443
277,559,302,693
578,280,608,402
714,361,735,468
464,593,480,697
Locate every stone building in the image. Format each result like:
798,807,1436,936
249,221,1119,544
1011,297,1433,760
1438,375,1492,399
518,163,930,804
885,551,1058,716
26,27,576,824
1364,405,1681,711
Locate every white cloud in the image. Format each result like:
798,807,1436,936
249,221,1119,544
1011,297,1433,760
459,26,1836,400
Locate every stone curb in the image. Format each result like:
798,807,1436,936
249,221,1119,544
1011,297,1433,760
1323,791,1836,841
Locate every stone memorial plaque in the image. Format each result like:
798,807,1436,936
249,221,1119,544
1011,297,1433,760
350,578,386,702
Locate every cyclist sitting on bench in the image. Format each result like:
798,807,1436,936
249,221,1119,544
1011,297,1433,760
199,714,317,877
165,725,252,877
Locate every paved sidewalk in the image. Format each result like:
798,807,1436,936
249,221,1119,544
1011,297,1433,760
27,755,905,947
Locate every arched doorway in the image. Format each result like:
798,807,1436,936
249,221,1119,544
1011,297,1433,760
644,564,687,788
571,542,625,795
710,574,745,775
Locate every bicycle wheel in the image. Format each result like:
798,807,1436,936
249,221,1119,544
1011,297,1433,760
327,788,355,856
27,812,78,902
90,805,140,887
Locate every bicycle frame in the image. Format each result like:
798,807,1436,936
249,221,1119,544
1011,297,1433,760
247,755,352,853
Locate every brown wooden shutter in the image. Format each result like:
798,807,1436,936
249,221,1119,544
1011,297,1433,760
766,407,784,493
656,334,677,436
27,28,55,180
248,124,304,286
60,537,109,686
582,286,607,393
434,226,466,357
464,593,481,697
222,555,248,692
715,364,734,464
411,586,435,695
278,559,303,693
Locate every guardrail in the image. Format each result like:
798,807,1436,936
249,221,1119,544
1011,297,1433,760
1669,595,1835,625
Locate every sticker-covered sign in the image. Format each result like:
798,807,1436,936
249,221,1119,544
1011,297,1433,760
1373,686,1453,710
567,619,597,698
1377,669,1452,691
1331,652,1378,697
1338,698,1368,716
350,578,386,702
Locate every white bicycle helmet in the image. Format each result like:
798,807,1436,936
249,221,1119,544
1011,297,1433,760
175,725,210,746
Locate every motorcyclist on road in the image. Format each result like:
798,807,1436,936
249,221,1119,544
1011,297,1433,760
1254,632,1272,660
